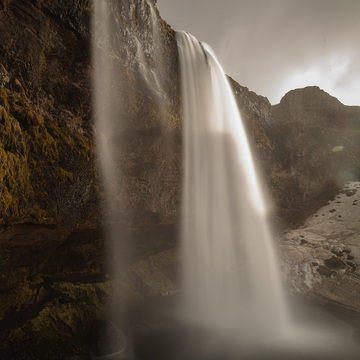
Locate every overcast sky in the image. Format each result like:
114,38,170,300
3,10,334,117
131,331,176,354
157,0,360,106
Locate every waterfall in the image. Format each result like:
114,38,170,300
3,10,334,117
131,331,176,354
92,2,359,357
176,32,359,359
177,31,289,338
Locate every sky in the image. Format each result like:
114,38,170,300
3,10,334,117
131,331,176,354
157,0,360,106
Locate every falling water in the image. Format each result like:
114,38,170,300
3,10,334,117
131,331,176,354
93,1,360,356
177,31,288,338
176,31,360,359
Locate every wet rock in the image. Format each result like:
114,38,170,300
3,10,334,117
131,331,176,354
341,189,357,197
0,1,179,356
0,0,7,11
324,256,346,270
317,265,336,277
0,63,9,87
279,182,360,312
11,78,24,94
86,319,125,357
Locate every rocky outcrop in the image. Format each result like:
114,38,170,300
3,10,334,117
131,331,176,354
92,0,181,225
229,83,360,229
0,2,106,352
0,0,97,226
279,181,360,313
229,77,275,162
0,0,180,226
0,1,180,357
268,86,360,228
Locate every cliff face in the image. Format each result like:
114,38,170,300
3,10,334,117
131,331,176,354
0,2,102,357
92,0,181,226
269,86,360,227
229,77,275,159
0,0,181,227
0,0,97,226
0,1,180,357
279,181,360,313
229,83,360,229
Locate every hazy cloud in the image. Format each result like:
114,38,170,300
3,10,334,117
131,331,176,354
157,0,360,105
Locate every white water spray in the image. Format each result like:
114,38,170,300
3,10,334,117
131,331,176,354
177,31,289,338
176,32,360,359
93,2,360,356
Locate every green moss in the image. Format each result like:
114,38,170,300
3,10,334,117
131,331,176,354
36,286,47,303
0,100,44,221
0,267,29,291
78,0,92,11
24,305,79,359
8,328,26,343
27,205,48,220
44,119,73,148
29,274,44,286
73,131,91,152
0,88,10,113
1,276,147,358
23,282,107,354
53,166,73,184
10,99,44,128
44,117,93,163
52,282,106,310
0,90,97,223
0,279,34,318
0,141,34,220
0,281,109,358
28,124,59,161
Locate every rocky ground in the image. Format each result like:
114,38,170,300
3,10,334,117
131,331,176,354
279,181,360,312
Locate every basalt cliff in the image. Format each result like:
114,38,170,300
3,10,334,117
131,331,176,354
0,0,359,358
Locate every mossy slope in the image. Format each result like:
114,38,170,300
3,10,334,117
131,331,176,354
0,88,97,225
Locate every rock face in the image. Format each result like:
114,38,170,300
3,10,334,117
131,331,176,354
279,182,360,312
0,0,180,227
0,0,97,226
268,86,360,227
0,1,180,358
229,83,360,229
229,77,275,162
92,0,181,225
0,1,110,353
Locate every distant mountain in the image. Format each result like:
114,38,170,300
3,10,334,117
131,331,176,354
269,86,360,227
229,80,360,228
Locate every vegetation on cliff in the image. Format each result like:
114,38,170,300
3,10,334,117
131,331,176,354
0,1,180,357
0,87,97,224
